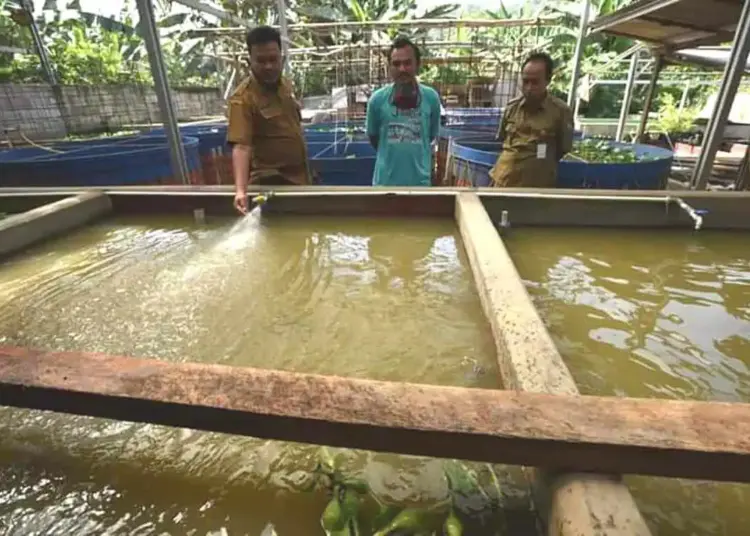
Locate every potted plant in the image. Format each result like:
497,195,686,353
646,93,701,150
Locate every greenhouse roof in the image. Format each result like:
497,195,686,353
588,0,744,50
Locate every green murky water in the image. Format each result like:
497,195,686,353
0,214,533,535
505,227,750,536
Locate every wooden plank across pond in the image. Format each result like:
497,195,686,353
0,345,749,483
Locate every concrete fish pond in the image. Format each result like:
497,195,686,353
1,187,750,536
504,226,750,536
448,138,674,189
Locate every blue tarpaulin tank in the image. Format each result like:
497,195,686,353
436,123,500,185
450,137,673,189
449,140,500,187
304,121,367,143
307,141,375,186
0,135,202,187
149,122,231,184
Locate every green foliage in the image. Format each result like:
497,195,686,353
652,92,699,135
566,139,649,164
296,447,503,535
0,0,219,86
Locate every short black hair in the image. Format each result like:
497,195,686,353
523,52,555,80
246,25,282,53
389,36,421,65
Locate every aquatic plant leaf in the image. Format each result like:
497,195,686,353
337,486,362,525
371,508,437,536
443,460,479,498
342,477,370,495
371,504,400,531
321,496,347,532
443,509,463,536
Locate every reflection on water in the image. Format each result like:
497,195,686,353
0,215,529,534
506,227,750,536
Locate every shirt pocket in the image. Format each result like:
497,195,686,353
259,105,282,121
258,105,285,135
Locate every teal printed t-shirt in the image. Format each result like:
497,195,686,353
366,83,442,187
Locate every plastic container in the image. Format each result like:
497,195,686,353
0,135,202,187
306,141,375,186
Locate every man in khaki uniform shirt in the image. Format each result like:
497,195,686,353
227,25,311,214
490,52,574,188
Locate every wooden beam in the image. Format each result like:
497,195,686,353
1,346,750,483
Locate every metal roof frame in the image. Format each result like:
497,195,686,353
588,0,744,50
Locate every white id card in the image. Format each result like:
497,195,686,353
536,143,547,159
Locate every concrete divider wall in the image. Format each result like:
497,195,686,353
0,191,112,258
454,192,652,536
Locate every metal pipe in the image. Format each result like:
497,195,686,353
636,53,664,141
223,68,237,100
567,0,591,109
136,0,191,185
276,0,290,74
692,0,750,190
184,17,557,36
673,197,705,231
616,49,640,142
172,0,252,27
20,0,57,86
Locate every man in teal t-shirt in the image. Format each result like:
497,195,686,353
366,36,442,187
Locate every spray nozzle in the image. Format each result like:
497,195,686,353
252,192,275,206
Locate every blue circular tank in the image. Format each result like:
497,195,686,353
450,137,673,189
450,140,500,187
307,141,375,186
142,123,232,185
304,121,367,143
557,142,674,189
439,123,499,140
148,122,229,157
0,135,202,187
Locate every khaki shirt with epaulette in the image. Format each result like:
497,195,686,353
490,94,574,188
226,76,310,185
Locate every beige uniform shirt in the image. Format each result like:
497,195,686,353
226,76,311,185
490,94,574,188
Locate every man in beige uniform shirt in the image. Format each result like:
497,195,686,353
490,52,574,188
226,25,311,214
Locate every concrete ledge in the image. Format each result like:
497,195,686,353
0,191,112,258
455,192,652,536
